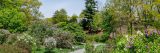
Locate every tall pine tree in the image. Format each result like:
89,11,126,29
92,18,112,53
82,0,98,32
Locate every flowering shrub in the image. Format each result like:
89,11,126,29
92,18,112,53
0,29,10,44
44,37,57,49
106,31,160,53
53,29,74,49
17,33,37,45
16,32,37,52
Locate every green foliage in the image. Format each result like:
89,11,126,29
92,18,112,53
83,0,97,19
100,9,116,42
17,32,37,46
93,12,103,29
21,0,42,21
106,33,160,53
52,48,71,53
28,21,53,41
56,22,86,44
32,46,45,53
85,42,106,53
85,43,94,53
102,9,114,34
15,32,38,52
0,8,27,32
52,9,68,24
82,0,98,31
53,29,74,49
0,29,10,44
0,0,42,32
94,45,106,53
70,14,78,22
99,33,110,42
32,46,72,53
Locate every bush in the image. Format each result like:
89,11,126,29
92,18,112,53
56,22,86,44
53,30,74,49
0,8,28,32
0,29,10,44
100,33,110,42
28,21,54,44
15,32,37,52
105,33,160,53
28,21,53,37
44,37,57,49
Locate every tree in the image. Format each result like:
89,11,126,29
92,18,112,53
82,0,98,31
52,9,68,24
79,11,85,18
93,12,103,30
106,0,160,35
0,0,27,32
21,0,42,22
70,14,78,23
0,0,42,32
102,9,114,34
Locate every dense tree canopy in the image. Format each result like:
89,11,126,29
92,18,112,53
0,0,42,32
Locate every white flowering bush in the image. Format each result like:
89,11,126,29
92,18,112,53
44,37,57,49
16,32,37,52
17,33,37,45
0,29,10,44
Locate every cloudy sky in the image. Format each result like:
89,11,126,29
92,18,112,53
39,0,106,18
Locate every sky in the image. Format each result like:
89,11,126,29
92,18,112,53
39,0,106,18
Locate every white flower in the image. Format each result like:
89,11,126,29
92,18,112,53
137,30,143,35
125,34,129,41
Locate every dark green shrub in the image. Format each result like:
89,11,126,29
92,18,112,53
98,33,110,42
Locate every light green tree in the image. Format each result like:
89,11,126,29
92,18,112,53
52,9,68,24
70,14,78,23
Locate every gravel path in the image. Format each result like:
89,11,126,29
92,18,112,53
70,48,85,53
70,43,105,53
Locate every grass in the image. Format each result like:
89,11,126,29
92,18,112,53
52,48,72,53
94,45,106,53
32,44,86,53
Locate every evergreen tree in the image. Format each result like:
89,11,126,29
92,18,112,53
82,0,98,32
